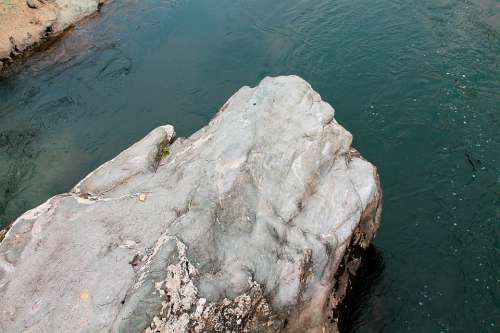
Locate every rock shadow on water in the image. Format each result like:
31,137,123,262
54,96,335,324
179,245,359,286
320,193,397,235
338,245,386,333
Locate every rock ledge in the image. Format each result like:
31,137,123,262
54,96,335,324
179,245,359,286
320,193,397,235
0,76,382,333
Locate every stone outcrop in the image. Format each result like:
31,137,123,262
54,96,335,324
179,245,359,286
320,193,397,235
0,0,103,70
0,76,382,332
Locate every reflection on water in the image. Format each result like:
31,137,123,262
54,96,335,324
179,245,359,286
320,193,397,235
0,0,499,331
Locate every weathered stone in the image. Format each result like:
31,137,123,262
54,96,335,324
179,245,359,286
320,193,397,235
0,0,103,68
0,76,382,332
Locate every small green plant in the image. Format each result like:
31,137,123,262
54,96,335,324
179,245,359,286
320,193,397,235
160,144,170,157
153,141,171,172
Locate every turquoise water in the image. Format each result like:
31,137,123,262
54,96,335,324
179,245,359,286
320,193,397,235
0,0,499,331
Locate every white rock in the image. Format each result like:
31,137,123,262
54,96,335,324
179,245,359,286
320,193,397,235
0,76,382,333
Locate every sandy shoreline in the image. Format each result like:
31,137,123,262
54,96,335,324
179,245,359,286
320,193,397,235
0,0,103,70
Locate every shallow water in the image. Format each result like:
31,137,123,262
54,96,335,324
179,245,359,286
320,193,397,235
0,0,499,331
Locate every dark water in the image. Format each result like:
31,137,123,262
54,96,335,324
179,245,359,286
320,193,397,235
1,0,499,331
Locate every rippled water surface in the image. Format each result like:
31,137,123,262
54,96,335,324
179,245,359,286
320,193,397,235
1,0,499,331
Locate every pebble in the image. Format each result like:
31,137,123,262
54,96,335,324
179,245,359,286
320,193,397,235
26,0,40,9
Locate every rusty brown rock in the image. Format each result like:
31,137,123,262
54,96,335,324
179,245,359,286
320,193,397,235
0,0,102,68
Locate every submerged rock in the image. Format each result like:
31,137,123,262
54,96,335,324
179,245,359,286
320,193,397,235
0,76,382,332
0,0,103,68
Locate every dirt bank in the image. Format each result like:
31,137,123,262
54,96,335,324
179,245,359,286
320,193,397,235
0,0,102,70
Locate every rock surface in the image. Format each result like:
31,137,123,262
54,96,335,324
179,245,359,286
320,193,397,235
0,76,382,333
0,0,102,70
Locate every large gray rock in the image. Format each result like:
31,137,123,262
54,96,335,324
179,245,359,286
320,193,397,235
0,76,382,333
